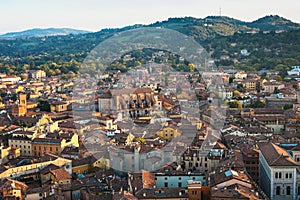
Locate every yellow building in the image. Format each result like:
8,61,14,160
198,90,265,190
30,70,46,79
36,114,59,133
50,102,68,112
0,146,11,164
29,92,40,99
26,102,38,109
93,157,110,169
0,101,4,108
14,85,24,93
0,157,72,179
9,132,34,157
156,126,180,141
72,156,96,175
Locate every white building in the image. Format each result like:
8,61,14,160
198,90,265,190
259,142,299,200
288,66,300,76
0,76,21,83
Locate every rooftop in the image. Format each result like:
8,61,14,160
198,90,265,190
259,142,298,166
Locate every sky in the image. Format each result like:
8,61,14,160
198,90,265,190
0,0,300,34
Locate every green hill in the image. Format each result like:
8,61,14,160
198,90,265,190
0,15,299,76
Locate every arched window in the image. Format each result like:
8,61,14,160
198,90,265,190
275,172,278,178
287,186,291,195
279,172,282,179
276,186,281,195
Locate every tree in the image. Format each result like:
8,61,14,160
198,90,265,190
12,93,18,102
233,90,240,96
273,87,279,94
276,75,282,82
20,74,27,81
250,100,266,108
283,104,293,110
188,63,195,72
38,100,51,112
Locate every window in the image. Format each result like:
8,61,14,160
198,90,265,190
34,146,36,150
164,182,168,187
178,182,182,187
289,173,292,179
275,172,278,178
279,172,282,179
276,186,281,195
287,186,291,195
286,173,289,179
50,147,52,152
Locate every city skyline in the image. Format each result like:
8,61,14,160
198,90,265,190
1,0,300,34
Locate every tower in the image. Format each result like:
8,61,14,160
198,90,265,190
19,93,27,107
12,93,27,116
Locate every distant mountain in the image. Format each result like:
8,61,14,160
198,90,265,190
248,15,300,31
1,15,299,41
0,28,91,39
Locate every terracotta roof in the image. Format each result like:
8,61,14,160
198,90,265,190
32,138,62,144
258,142,298,166
1,178,28,190
50,168,72,181
211,183,261,199
39,164,60,175
212,169,250,187
51,101,67,105
142,170,155,189
13,131,34,135
72,156,96,167
135,188,188,199
212,142,227,150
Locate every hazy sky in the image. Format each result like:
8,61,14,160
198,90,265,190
1,0,300,34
